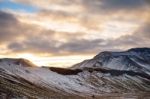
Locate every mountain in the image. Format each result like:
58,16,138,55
72,48,150,74
0,48,150,99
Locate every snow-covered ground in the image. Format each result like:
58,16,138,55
0,48,150,98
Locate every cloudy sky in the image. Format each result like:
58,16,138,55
0,0,150,67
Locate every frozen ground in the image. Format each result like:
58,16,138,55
0,48,150,99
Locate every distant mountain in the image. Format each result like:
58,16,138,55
0,48,150,99
72,48,150,75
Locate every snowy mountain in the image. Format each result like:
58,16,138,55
0,48,150,99
72,48,150,74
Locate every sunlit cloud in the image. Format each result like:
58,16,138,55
0,0,150,67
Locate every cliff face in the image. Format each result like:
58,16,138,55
0,48,150,99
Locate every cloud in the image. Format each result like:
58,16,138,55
1,9,150,56
81,0,150,15
0,10,21,43
11,0,149,31
13,0,149,11
12,0,84,14
0,10,42,43
1,0,150,57
7,30,100,55
0,11,92,55
137,22,150,39
7,38,106,56
11,0,150,20
105,19,150,50
58,39,104,54
100,0,146,9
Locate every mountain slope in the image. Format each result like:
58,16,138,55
0,48,150,99
72,48,150,75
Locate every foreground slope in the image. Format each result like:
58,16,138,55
0,48,150,99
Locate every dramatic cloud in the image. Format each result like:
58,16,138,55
137,22,150,39
12,0,150,13
0,11,19,42
99,0,147,10
0,0,150,66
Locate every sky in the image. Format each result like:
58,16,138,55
0,0,150,67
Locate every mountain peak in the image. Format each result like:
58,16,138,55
94,51,112,59
72,47,150,74
128,47,150,53
92,47,150,61
0,58,37,67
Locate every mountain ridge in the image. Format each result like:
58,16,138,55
0,47,150,99
72,48,150,75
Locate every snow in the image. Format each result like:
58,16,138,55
73,49,150,75
0,47,150,96
0,59,95,96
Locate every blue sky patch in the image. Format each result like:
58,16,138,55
0,0,38,12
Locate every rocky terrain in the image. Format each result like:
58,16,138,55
0,48,150,99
